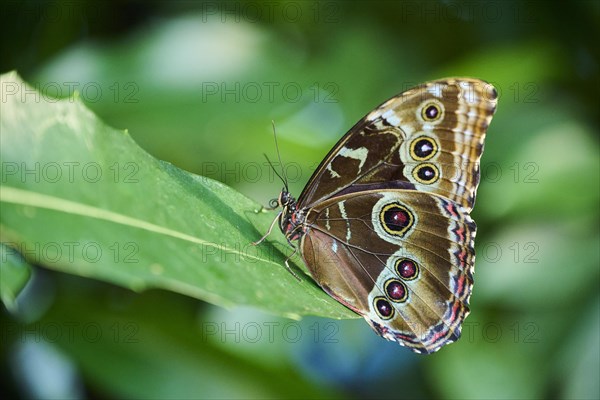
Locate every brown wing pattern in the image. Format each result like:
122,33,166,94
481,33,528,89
298,78,498,212
300,190,476,354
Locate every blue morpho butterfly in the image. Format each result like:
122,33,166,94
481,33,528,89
254,79,497,353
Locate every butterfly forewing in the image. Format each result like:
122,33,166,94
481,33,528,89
298,78,497,212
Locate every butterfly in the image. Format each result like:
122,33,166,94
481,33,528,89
256,78,498,353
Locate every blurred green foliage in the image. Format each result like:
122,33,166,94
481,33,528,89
1,1,598,399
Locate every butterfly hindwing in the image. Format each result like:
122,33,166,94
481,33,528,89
300,190,475,353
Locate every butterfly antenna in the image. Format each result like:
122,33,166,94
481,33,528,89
271,120,289,191
263,154,287,189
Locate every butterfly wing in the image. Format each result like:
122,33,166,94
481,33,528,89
301,190,476,353
298,78,498,212
295,78,497,352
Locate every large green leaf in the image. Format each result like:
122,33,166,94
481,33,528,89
0,72,355,320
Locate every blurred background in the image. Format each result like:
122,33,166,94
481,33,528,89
1,0,598,398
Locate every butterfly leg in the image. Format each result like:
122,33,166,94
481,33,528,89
283,242,302,282
252,211,282,246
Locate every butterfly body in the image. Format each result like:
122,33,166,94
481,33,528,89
271,78,497,354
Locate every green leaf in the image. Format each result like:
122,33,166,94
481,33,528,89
0,243,32,312
0,72,355,320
